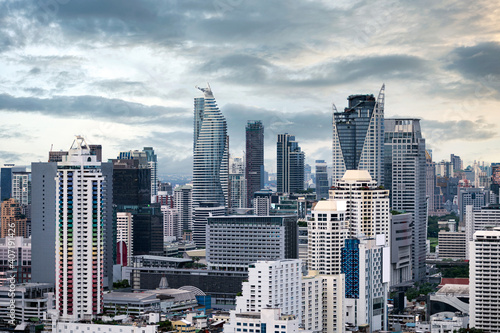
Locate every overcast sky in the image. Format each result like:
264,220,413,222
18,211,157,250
0,0,499,177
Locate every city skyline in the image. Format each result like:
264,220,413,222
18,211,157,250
0,1,499,176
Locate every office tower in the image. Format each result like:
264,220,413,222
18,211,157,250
206,215,298,271
436,160,453,178
384,118,427,282
229,157,247,209
143,147,158,200
315,160,329,200
30,162,57,284
332,85,385,185
330,170,390,244
161,205,180,240
470,228,500,331
1,198,27,238
438,230,466,259
1,165,27,202
465,205,500,259
308,200,349,275
390,213,412,286
450,154,463,172
246,120,264,207
174,185,193,234
277,134,305,193
88,144,102,162
116,212,133,266
0,237,31,284
132,204,164,255
111,158,151,207
48,150,68,162
252,189,272,216
193,85,229,208
426,150,437,213
192,204,225,248
342,236,389,332
55,136,113,321
458,188,489,222
305,164,312,183
234,259,302,317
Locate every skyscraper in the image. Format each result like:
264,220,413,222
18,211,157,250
55,136,113,321
229,157,247,209
193,84,229,208
384,118,427,281
332,85,385,185
143,147,158,201
173,185,193,235
1,198,27,238
277,134,305,194
315,160,329,200
245,120,264,207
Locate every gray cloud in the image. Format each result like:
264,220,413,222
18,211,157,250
421,118,497,143
0,93,191,127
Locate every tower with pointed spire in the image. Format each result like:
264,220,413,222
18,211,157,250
332,85,385,186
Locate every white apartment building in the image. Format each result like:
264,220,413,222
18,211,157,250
235,260,302,318
161,205,180,240
308,199,349,275
55,136,109,321
465,205,500,259
225,307,299,333
301,271,323,332
470,228,500,332
117,212,133,266
330,170,390,244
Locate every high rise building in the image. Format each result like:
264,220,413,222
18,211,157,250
332,85,385,185
229,157,247,209
342,236,389,332
450,154,463,172
470,228,500,331
330,170,390,244
465,204,500,259
315,160,329,200
173,185,193,235
252,190,272,216
143,147,158,201
192,204,225,248
390,212,412,286
1,165,28,203
384,118,427,282
30,162,58,284
1,198,27,238
116,212,133,266
55,136,113,321
458,187,489,222
161,205,180,240
426,150,437,213
206,215,298,271
193,85,229,208
245,120,264,207
0,237,31,284
277,134,305,194
48,150,68,162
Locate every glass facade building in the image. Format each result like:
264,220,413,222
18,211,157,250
193,85,229,208
277,134,305,194
245,120,264,207
332,85,385,185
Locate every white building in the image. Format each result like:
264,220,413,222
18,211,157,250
224,307,299,333
11,170,30,206
229,157,247,210
0,236,31,284
162,205,180,240
174,184,193,235
301,271,323,332
117,212,133,266
343,236,390,333
52,321,158,333
465,205,500,259
235,260,302,318
330,170,390,245
470,228,500,331
308,199,349,275
55,136,110,321
0,283,54,323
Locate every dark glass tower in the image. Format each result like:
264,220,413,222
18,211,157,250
332,85,385,185
277,134,305,193
245,120,264,207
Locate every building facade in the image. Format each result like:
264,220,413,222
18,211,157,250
1,198,27,238
246,120,264,207
206,215,298,271
315,160,329,200
277,134,305,194
470,229,500,331
116,212,133,266
384,118,427,281
193,85,229,208
332,85,385,185
174,185,193,235
55,136,113,321
390,213,412,286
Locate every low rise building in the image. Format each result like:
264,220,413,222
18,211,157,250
438,231,466,259
52,322,158,333
224,307,299,333
0,283,53,323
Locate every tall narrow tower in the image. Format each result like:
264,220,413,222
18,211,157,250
332,85,385,185
277,134,305,194
384,118,427,282
193,84,229,208
245,120,264,207
55,136,112,321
